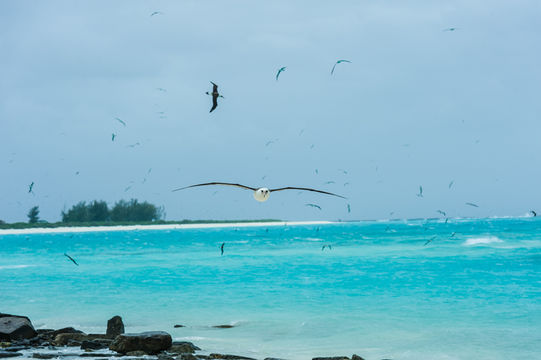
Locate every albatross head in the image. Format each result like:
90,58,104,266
254,188,270,202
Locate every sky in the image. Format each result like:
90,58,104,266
1,0,540,223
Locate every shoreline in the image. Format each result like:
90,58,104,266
0,221,333,236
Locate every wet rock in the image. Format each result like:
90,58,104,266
0,352,21,358
106,317,124,338
175,354,198,360
169,342,200,354
81,340,106,350
211,325,234,329
53,333,87,346
0,314,37,341
2,347,28,353
31,354,56,359
173,325,185,328
158,354,175,360
79,354,116,358
209,354,256,360
109,331,172,355
264,358,288,360
126,351,147,356
312,357,350,360
351,355,365,360
51,328,83,338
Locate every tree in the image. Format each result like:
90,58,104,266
87,200,109,221
27,206,40,224
111,199,161,222
62,201,88,222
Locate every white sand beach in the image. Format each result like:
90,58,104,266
0,221,332,236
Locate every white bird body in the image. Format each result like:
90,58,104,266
254,188,271,202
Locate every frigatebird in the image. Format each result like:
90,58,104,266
276,67,286,81
417,186,423,198
172,182,346,202
220,242,225,256
331,59,351,75
306,203,322,210
64,253,79,266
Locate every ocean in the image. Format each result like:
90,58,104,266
1,218,540,360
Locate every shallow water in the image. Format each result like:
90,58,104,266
1,218,540,360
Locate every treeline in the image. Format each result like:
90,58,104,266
61,199,164,223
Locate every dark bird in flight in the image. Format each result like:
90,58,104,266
156,87,167,92
324,181,335,185
424,235,437,246
417,186,423,198
347,204,351,213
276,67,286,81
173,182,346,202
331,59,351,75
28,182,34,194
150,11,163,16
436,210,446,216
265,139,278,147
322,244,332,251
530,210,537,217
112,133,116,142
443,27,457,32
64,253,78,266
306,203,322,210
220,242,225,256
206,82,224,113
465,202,479,208
448,180,454,189
450,232,456,238
114,117,126,126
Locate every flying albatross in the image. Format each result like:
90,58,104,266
276,67,286,81
172,182,346,202
206,82,224,113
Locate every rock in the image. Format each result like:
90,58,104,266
264,358,288,360
106,317,124,338
109,332,172,355
51,328,83,338
0,314,37,341
209,354,256,360
126,351,147,356
173,325,185,328
32,354,55,359
176,355,199,360
312,357,350,360
79,354,116,358
2,347,27,353
169,342,200,354
158,354,175,360
212,325,234,329
53,333,87,346
0,352,21,358
351,355,365,360
81,340,106,350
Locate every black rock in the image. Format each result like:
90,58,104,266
169,342,200,354
351,355,365,360
2,347,28,353
106,317,124,338
31,354,56,359
176,354,199,360
313,357,350,360
81,340,106,350
211,325,234,329
264,358,288,360
173,325,185,328
51,328,84,338
209,354,256,360
109,331,172,355
0,352,21,359
0,314,37,341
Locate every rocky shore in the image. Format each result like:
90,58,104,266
0,313,368,360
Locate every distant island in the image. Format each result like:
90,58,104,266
0,198,280,230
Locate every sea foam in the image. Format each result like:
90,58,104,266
463,237,504,246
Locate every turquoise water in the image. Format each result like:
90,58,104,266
1,218,540,360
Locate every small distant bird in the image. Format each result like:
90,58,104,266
424,235,436,246
331,59,351,75
111,133,116,142
322,244,332,251
265,139,278,147
465,202,479,208
344,182,350,187
436,210,447,216
310,144,315,149
206,82,224,113
150,11,163,16
156,87,167,92
75,171,80,175
64,253,78,266
338,169,348,174
324,181,335,185
299,129,305,136
443,27,457,32
347,204,351,213
306,203,322,210
445,218,449,224
124,186,132,192
173,182,346,202
417,186,423,198
220,242,225,256
315,169,319,175
28,182,34,194
530,210,537,217
114,117,126,126
275,67,286,81
450,232,456,238
448,180,454,189
127,142,140,148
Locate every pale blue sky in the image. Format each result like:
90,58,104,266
1,0,540,222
